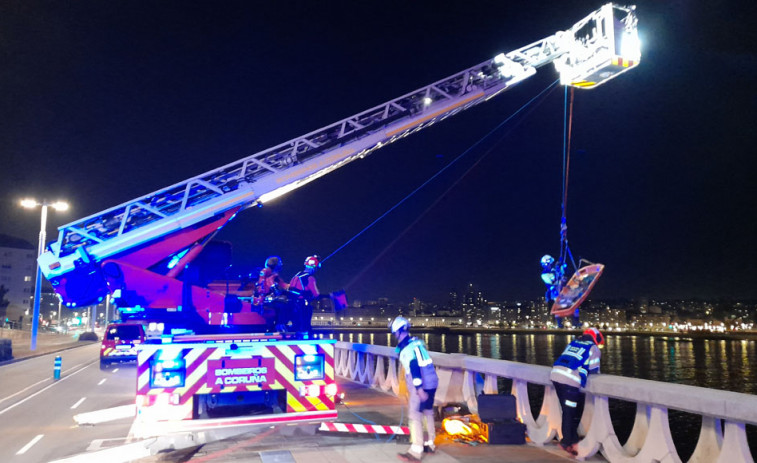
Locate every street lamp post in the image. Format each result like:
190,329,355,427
20,198,68,351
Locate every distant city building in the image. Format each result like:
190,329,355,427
448,289,459,314
462,283,486,324
500,303,521,325
0,234,36,325
485,302,501,326
410,297,421,316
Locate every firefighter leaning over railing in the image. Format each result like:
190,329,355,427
550,327,604,456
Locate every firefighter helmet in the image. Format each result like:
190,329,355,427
389,316,410,334
541,254,555,268
265,256,283,272
259,267,272,278
304,255,321,269
583,327,605,346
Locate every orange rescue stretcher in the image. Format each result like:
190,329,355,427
550,263,604,317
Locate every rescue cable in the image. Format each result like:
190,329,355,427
559,86,578,274
548,86,606,319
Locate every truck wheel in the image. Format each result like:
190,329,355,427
99,360,109,370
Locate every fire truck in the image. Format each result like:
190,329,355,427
133,332,338,438
38,4,639,437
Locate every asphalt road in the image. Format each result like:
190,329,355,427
0,343,137,463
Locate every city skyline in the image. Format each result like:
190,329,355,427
2,226,757,329
1,1,756,304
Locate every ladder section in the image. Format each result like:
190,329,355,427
43,48,558,274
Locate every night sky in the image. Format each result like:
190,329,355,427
1,1,756,304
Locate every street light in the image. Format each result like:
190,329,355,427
20,198,69,351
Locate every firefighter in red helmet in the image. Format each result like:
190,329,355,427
550,327,604,455
288,255,321,335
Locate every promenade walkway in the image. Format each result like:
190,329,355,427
142,378,598,463
0,327,91,364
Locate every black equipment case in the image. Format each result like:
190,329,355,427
477,394,526,445
477,393,517,421
482,420,527,445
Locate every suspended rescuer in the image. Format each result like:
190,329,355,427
540,254,563,303
550,327,604,456
288,255,321,334
390,316,438,462
541,254,579,328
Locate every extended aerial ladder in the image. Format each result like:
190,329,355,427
38,4,640,328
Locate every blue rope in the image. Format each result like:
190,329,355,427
341,395,406,442
386,403,404,442
342,402,381,440
322,79,560,264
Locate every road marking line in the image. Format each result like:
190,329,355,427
112,368,119,373
71,397,86,409
0,378,49,405
0,361,89,405
0,362,92,416
16,434,44,455
98,379,106,385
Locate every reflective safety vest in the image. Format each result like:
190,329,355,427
550,338,600,388
398,337,438,390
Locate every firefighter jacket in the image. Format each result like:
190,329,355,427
289,271,319,301
397,336,438,390
550,337,601,388
253,268,288,306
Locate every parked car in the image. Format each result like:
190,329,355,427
100,322,145,370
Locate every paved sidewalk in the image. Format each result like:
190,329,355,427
139,379,603,463
0,327,93,363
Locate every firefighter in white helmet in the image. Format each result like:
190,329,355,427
390,316,438,462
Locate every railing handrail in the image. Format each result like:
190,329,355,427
336,341,757,424
335,340,757,462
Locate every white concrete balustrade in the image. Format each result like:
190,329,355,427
335,341,757,463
